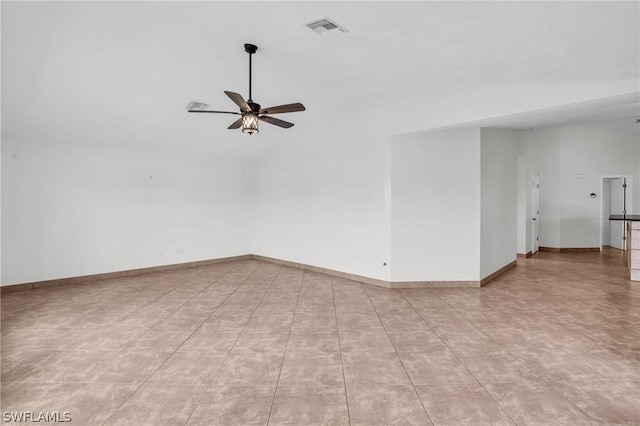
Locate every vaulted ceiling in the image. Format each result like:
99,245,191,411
2,1,638,158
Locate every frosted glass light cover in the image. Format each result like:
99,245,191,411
242,113,259,134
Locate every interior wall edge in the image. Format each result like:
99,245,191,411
480,259,517,286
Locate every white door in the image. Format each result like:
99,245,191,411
609,178,626,250
531,175,539,254
602,180,611,246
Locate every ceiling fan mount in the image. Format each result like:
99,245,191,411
187,43,305,135
244,43,258,55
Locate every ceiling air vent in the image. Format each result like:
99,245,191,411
186,101,208,111
306,17,348,37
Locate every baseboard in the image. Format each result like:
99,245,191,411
0,254,253,294
251,255,392,288
559,247,600,253
254,255,483,288
539,247,600,253
480,260,517,286
2,253,520,293
388,280,481,288
517,251,533,259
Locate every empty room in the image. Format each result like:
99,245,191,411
2,1,639,425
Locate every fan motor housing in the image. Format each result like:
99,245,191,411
247,101,261,113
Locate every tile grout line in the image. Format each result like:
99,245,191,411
409,292,608,424
122,268,220,317
331,276,352,426
546,381,614,424
432,292,601,424
5,267,233,359
99,261,261,426
265,269,304,426
101,263,259,426
121,264,253,354
404,291,539,426
361,286,435,425
118,264,238,352
182,262,284,426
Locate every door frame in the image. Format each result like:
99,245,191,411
599,175,632,250
531,174,539,255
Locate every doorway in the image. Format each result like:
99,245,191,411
601,176,631,250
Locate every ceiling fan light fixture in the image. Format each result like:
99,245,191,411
187,43,304,135
242,113,259,134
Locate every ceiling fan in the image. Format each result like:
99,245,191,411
186,44,305,135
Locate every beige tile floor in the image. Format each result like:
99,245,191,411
1,248,639,425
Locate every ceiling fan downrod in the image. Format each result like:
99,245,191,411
245,43,258,102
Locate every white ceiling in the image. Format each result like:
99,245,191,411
2,1,639,157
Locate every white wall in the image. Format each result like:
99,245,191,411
1,141,252,285
480,129,519,278
5,87,637,286
391,129,481,282
251,84,637,283
523,119,640,249
516,155,528,254
251,110,392,281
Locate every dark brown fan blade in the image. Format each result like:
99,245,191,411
188,110,241,115
224,91,250,112
260,115,294,129
228,118,243,129
259,103,305,115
